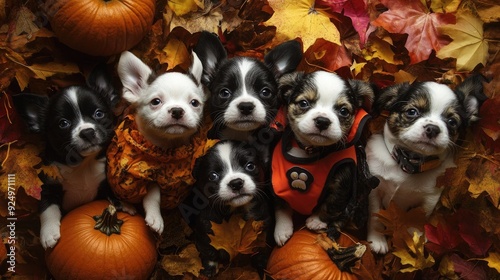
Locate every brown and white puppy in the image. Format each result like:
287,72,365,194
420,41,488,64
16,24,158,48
272,71,376,246
366,74,487,254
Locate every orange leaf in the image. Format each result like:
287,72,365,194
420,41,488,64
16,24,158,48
209,215,266,261
466,158,500,209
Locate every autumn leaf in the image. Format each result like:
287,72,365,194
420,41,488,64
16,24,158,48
216,266,260,280
167,0,202,16
161,244,202,277
466,158,500,209
0,92,23,145
425,221,462,256
301,38,351,72
158,35,190,71
373,0,455,64
362,35,403,65
265,0,340,50
447,254,488,280
475,96,500,152
166,4,242,34
12,6,39,37
0,142,60,201
430,0,461,14
392,231,435,273
320,0,371,44
437,12,489,71
475,252,500,273
209,215,266,261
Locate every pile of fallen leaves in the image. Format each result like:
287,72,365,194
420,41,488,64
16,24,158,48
1,0,499,279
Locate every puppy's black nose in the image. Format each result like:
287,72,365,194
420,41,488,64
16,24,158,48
238,102,255,115
314,117,331,131
170,107,184,119
228,178,244,191
424,124,441,138
80,128,96,140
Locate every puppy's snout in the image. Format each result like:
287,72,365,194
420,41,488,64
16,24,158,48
170,107,185,119
424,124,441,139
228,178,244,191
238,102,255,115
314,117,332,131
80,128,96,140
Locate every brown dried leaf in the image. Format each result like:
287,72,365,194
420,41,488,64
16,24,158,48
13,6,39,37
161,244,202,277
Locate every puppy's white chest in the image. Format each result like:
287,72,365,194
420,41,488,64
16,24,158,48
56,156,105,212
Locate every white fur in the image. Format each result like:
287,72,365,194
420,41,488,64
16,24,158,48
216,143,256,207
274,206,294,246
39,204,62,249
117,51,205,233
366,84,459,254
293,72,346,146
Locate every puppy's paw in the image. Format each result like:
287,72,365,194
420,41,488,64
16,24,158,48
40,223,61,249
305,215,327,231
145,211,164,234
274,219,294,246
367,232,389,254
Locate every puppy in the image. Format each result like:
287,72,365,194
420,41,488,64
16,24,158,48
190,140,271,278
13,65,122,249
194,31,302,145
366,74,487,254
107,51,217,235
272,71,376,246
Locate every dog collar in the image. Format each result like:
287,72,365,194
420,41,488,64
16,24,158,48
295,139,325,155
391,145,442,174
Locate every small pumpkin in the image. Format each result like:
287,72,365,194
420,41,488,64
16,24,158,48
45,200,157,280
266,229,370,280
45,0,156,56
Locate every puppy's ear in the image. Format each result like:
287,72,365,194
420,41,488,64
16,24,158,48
454,73,488,124
189,51,204,86
194,31,227,85
373,83,411,115
117,51,153,104
348,80,376,112
12,93,49,133
278,72,305,104
265,40,303,78
87,63,118,107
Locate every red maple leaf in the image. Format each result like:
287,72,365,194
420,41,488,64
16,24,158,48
1,92,24,145
373,0,455,64
475,96,500,153
425,220,462,256
318,0,371,45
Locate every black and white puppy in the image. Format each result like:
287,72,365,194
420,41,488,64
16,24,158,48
366,74,487,254
272,71,376,246
190,140,271,278
13,65,125,249
194,31,302,143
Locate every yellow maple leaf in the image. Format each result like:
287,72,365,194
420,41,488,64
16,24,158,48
437,12,489,71
158,36,190,71
466,158,500,209
209,215,266,261
430,0,461,13
363,36,403,65
392,231,435,273
477,252,500,273
265,0,340,50
167,0,203,16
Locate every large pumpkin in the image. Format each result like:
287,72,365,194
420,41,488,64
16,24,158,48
45,0,156,56
45,200,157,280
266,229,372,280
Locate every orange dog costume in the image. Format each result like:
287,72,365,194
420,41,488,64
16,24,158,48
107,115,218,209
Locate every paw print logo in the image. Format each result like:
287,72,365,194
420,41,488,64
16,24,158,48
286,167,313,192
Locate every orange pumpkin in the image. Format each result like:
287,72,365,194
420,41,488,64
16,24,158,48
266,229,370,280
45,200,157,280
45,0,156,56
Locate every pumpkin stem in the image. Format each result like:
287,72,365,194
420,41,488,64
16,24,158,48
327,243,366,272
93,204,123,236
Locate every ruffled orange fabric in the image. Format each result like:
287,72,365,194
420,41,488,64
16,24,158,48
107,115,218,209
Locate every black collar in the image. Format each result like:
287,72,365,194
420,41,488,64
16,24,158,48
295,139,326,155
391,145,442,174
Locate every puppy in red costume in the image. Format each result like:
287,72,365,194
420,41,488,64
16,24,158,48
272,71,378,246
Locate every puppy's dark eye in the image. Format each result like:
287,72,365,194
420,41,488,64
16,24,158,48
339,107,350,117
405,108,420,118
151,98,162,106
245,162,256,172
208,172,220,181
447,118,458,127
259,88,272,99
298,100,310,109
94,109,105,119
219,88,232,99
59,119,71,129
191,99,200,107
